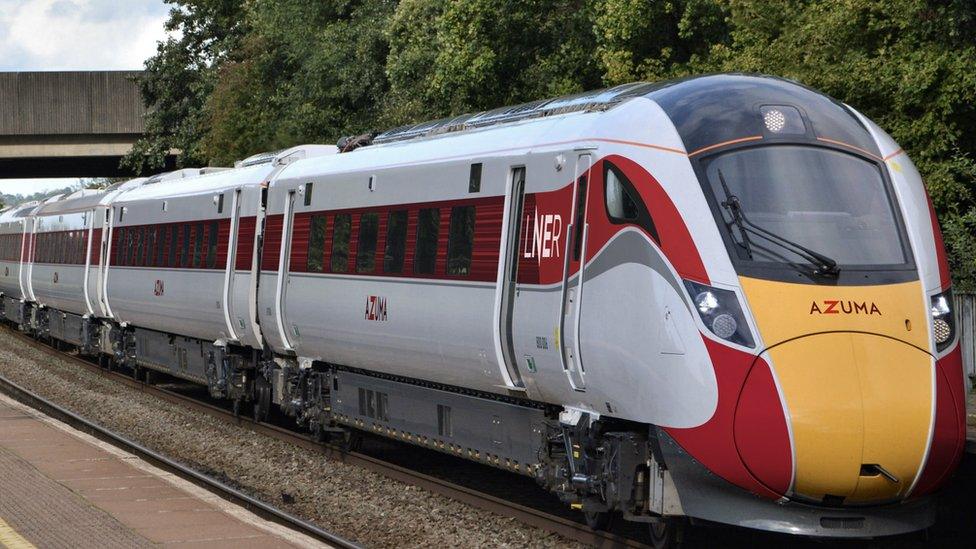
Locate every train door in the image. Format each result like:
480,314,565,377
272,188,297,351
17,218,30,299
495,166,529,391
100,207,116,319
220,188,242,341
82,208,97,316
21,217,37,302
558,153,592,391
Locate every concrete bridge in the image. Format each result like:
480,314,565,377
0,71,174,178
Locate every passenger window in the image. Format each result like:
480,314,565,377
356,213,379,273
193,222,204,267
206,221,219,268
330,214,351,272
169,225,178,267
572,176,588,261
157,226,167,266
181,223,191,267
134,228,144,266
447,206,476,276
383,210,408,274
146,227,156,266
307,215,326,272
605,165,639,221
414,208,440,275
115,228,125,266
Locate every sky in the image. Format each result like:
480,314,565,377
0,0,171,198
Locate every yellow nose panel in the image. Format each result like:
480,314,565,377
738,278,929,351
741,278,933,504
766,334,931,502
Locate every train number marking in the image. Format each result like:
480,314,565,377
365,295,388,321
154,279,165,296
522,208,562,264
809,300,881,315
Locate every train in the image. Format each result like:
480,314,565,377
0,74,964,545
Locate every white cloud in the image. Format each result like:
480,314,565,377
0,178,83,197
0,0,170,71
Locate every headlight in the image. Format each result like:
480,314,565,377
930,289,955,351
684,280,755,348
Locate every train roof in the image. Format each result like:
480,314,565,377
371,81,664,145
359,73,879,159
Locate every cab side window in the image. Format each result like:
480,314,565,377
603,161,659,243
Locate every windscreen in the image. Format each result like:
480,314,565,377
704,146,907,267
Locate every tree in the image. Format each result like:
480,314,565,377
123,0,248,173
126,0,976,289
201,0,396,165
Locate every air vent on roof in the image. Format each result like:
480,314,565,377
236,150,282,168
143,168,204,185
234,145,338,168
370,81,659,146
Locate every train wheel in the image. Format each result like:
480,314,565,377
252,376,271,423
648,518,683,549
341,431,364,453
584,510,613,531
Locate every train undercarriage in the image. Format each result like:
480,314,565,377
0,296,683,544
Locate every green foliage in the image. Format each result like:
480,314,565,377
0,186,79,207
123,0,248,172
131,0,976,289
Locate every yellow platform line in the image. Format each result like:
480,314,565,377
0,517,35,549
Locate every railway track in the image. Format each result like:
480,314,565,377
0,324,649,549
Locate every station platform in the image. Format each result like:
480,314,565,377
0,393,326,549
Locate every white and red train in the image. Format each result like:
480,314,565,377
0,74,965,543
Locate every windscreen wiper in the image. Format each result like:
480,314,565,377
718,170,841,277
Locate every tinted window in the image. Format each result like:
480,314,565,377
134,228,144,266
193,222,204,267
307,215,326,272
330,214,351,272
157,226,167,266
356,213,379,273
119,229,132,265
180,223,191,267
606,166,639,221
169,225,179,267
469,163,482,193
383,210,408,273
206,221,219,268
146,227,156,266
572,177,588,261
116,228,126,266
704,146,908,266
414,208,440,275
447,206,476,276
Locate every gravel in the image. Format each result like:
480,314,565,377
0,328,581,548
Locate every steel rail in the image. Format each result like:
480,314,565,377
0,325,647,548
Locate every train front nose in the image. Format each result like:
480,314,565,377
740,332,932,504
